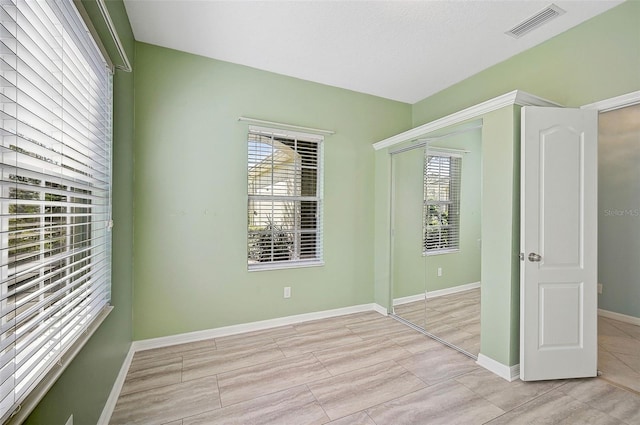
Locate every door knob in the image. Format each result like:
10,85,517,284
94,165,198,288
528,252,542,262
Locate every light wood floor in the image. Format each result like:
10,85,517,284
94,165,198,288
393,288,481,355
109,311,640,424
599,316,640,392
393,288,640,393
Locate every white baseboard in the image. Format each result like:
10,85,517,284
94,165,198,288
372,303,388,316
426,281,480,299
598,309,640,326
393,281,480,307
132,303,387,352
97,344,135,425
393,293,425,306
477,353,520,382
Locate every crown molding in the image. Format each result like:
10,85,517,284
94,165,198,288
581,90,640,112
373,90,561,151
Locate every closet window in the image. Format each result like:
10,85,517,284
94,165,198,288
423,153,461,254
0,0,112,420
247,126,323,270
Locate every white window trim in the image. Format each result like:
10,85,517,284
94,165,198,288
423,248,460,257
248,259,325,272
246,125,324,271
423,151,462,255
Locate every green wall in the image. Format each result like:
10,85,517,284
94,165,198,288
132,42,410,340
391,147,425,299
25,1,135,424
478,107,520,366
598,104,640,319
374,148,393,310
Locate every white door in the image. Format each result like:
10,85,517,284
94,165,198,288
520,107,598,381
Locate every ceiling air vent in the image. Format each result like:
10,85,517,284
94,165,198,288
506,4,566,39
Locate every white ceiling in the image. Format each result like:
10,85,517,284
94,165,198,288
123,0,623,104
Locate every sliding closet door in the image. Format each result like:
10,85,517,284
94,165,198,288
391,147,426,328
423,127,483,356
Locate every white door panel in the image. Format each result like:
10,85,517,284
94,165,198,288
539,126,583,268
520,107,598,381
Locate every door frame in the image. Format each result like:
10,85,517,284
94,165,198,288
516,91,640,381
581,90,640,327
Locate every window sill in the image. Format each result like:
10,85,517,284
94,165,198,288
248,260,324,272
423,249,460,257
5,305,113,425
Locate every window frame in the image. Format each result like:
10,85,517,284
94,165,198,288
423,151,462,256
246,125,324,271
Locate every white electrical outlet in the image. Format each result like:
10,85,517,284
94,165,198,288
598,283,603,294
284,286,291,298
437,267,442,277
65,415,73,425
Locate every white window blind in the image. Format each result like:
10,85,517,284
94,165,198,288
424,152,461,253
247,126,323,269
0,0,112,420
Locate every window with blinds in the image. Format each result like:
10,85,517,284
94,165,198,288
247,126,323,269
0,0,112,420
423,152,461,254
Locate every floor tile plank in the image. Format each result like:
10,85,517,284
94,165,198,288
182,342,285,381
120,356,183,396
275,327,363,357
484,390,623,425
346,316,410,340
556,378,640,425
182,385,328,425
217,353,331,406
307,360,426,420
110,375,220,425
326,411,376,425
293,312,381,334
366,380,504,425
313,338,410,376
397,345,479,385
385,328,443,354
455,368,564,411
